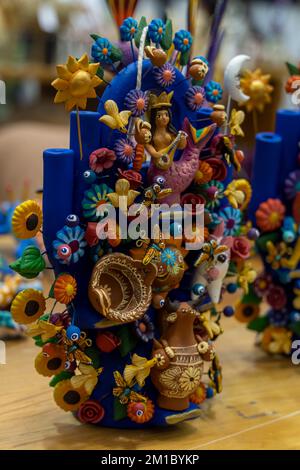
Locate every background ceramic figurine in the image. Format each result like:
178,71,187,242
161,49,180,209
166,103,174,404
235,61,300,356
9,16,255,428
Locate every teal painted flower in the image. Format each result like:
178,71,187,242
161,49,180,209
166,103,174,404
204,81,223,104
161,247,177,267
173,29,193,52
120,17,138,41
91,37,112,63
53,225,87,264
148,19,165,44
82,183,113,221
204,180,224,209
218,206,242,236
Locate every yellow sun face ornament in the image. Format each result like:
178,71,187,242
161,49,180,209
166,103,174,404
240,68,273,113
10,289,46,324
51,53,102,111
12,200,42,239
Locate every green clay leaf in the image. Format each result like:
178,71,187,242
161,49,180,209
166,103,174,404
247,315,269,332
286,62,300,76
10,246,46,279
110,45,123,63
161,19,173,51
116,325,138,358
134,16,149,49
113,397,127,421
289,322,300,336
49,371,74,387
241,284,262,305
179,49,190,66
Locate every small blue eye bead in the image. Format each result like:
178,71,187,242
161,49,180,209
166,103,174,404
83,170,97,183
66,214,80,227
223,306,235,317
192,283,206,296
66,325,81,341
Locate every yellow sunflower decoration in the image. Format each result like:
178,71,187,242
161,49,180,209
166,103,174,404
54,379,89,412
35,345,66,377
12,200,42,239
234,301,259,323
11,289,46,324
51,53,102,112
240,68,273,113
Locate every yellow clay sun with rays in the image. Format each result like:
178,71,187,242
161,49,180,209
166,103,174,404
51,53,102,111
240,69,273,113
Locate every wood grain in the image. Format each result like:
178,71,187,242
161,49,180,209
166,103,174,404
0,237,299,450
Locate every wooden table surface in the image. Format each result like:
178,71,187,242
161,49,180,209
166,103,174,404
0,236,299,450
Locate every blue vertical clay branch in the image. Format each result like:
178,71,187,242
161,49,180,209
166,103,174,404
275,109,300,192
43,148,75,266
248,132,282,221
70,111,101,215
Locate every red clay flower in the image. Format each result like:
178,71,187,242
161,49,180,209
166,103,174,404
89,148,116,174
266,285,287,310
231,236,251,260
117,169,142,189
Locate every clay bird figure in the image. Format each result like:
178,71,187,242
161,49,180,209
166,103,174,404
99,99,131,133
124,353,157,387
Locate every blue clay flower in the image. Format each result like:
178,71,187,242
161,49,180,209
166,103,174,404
82,183,113,221
53,225,87,264
173,29,193,52
120,17,138,41
267,309,289,327
218,206,242,236
148,19,165,44
91,37,112,63
204,80,223,103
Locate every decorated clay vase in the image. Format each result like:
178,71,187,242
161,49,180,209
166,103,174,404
151,301,214,411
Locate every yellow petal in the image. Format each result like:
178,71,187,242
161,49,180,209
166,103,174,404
78,53,89,71
127,190,140,206
56,64,72,80
67,55,79,73
65,97,77,111
91,75,102,88
76,97,87,109
88,62,100,76
115,179,130,195
51,78,69,91
54,90,71,104
86,88,97,98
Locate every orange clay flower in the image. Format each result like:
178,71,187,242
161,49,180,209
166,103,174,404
285,75,300,94
54,274,77,304
194,161,213,185
127,399,154,423
255,198,285,233
189,383,207,405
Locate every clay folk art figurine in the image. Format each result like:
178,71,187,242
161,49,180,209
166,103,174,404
9,17,255,427
235,61,300,356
